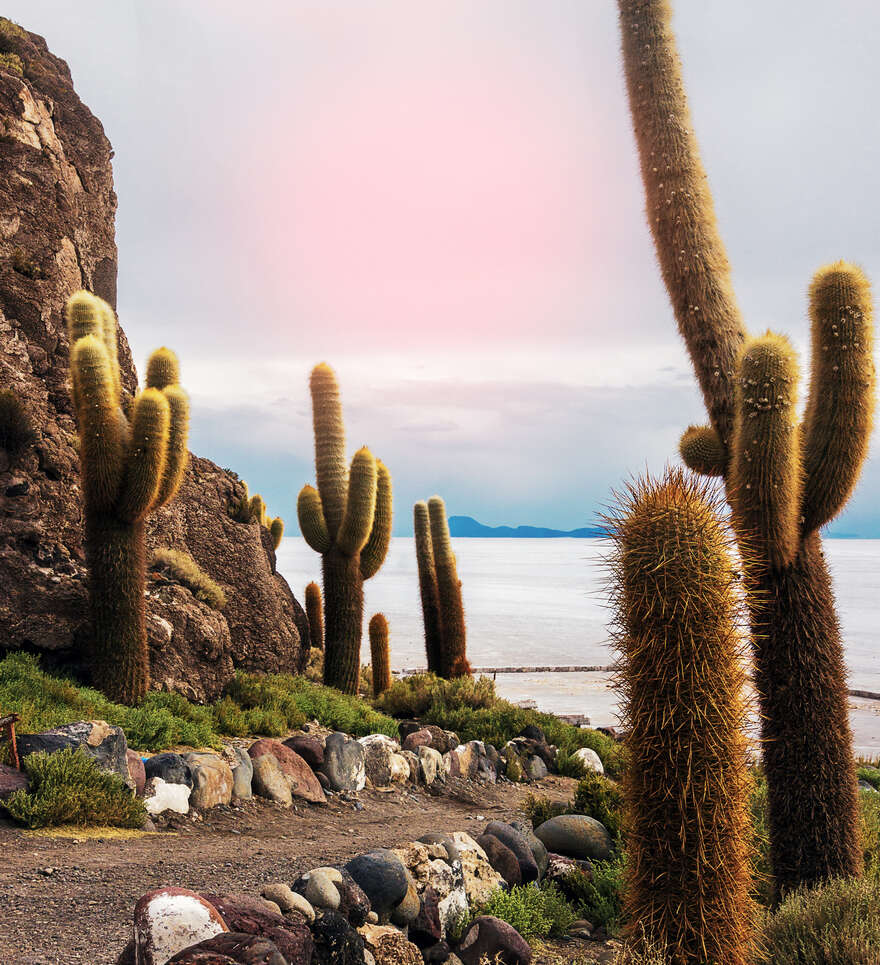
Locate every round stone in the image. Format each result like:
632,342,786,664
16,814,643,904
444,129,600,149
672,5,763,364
534,814,613,861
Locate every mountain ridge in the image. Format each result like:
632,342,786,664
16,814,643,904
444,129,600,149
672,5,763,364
448,515,604,538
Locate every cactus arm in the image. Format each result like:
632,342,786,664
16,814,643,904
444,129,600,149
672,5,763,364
679,424,726,477
146,346,181,390
414,500,443,675
297,485,331,554
70,335,127,512
428,496,471,678
617,0,745,448
249,493,267,526
97,298,122,401
360,459,392,579
729,334,801,569
65,290,104,343
153,384,189,509
305,580,324,650
310,363,347,540
800,262,875,534
269,517,284,549
116,388,171,522
337,447,377,557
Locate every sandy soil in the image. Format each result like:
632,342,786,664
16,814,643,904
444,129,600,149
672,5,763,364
0,775,614,965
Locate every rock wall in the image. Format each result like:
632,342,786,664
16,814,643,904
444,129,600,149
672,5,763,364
0,23,307,701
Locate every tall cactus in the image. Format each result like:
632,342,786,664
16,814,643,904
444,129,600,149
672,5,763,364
305,581,324,651
269,516,284,549
369,612,392,697
413,501,443,674
611,470,756,965
618,0,874,895
66,290,189,704
297,364,392,693
422,496,471,679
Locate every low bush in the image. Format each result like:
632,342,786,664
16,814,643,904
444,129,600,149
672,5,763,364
375,672,496,718
521,793,567,829
523,772,624,846
477,882,576,940
0,748,146,829
759,876,880,965
562,856,626,935
150,548,227,611
857,764,880,791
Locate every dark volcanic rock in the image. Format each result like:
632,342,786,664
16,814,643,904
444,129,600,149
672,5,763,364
17,720,130,785
310,910,367,965
283,735,324,769
168,934,287,965
144,752,193,789
0,24,306,693
458,916,532,965
483,822,539,884
344,849,409,917
477,834,522,886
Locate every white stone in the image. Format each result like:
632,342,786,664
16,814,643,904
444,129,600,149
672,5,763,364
134,889,226,965
417,746,443,785
573,747,604,775
144,777,191,816
389,753,410,783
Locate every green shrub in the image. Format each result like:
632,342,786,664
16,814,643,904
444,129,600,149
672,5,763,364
521,793,567,828
759,876,880,965
0,51,22,74
477,883,576,940
563,856,626,935
857,765,880,791
571,772,625,844
749,771,773,906
375,672,496,718
0,389,34,458
860,790,880,880
1,748,146,829
150,548,227,611
444,905,472,946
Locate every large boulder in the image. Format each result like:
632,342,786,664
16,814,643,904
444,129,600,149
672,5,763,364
0,23,307,691
145,752,193,789
250,754,292,807
248,739,325,804
483,822,539,884
17,720,130,785
183,753,234,810
320,732,366,792
167,934,287,965
344,850,409,918
199,894,313,965
358,735,409,787
447,832,506,906
133,887,227,965
534,814,613,862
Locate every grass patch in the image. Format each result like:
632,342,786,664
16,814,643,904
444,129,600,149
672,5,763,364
523,772,624,847
1,748,146,829
476,882,576,940
150,547,227,610
0,51,22,75
562,856,626,935
857,764,880,791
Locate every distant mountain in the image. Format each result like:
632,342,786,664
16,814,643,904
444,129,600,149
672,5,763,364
448,515,604,538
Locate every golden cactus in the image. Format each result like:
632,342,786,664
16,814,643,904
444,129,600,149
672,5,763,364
369,612,392,697
427,496,471,678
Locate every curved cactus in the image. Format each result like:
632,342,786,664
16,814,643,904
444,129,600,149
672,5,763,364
427,496,471,679
66,290,189,704
618,0,873,895
297,364,392,693
611,470,756,965
305,581,324,651
414,501,443,674
369,612,392,697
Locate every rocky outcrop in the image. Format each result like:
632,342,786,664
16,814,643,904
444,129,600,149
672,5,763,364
0,22,305,699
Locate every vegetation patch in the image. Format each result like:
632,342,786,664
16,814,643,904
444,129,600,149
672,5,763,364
0,51,22,75
476,883,575,940
150,547,227,610
0,748,146,829
562,857,626,935
0,388,34,458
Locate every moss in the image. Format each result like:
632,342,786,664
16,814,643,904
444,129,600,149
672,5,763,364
0,747,146,829
0,51,23,75
0,389,34,459
150,547,227,611
11,249,45,279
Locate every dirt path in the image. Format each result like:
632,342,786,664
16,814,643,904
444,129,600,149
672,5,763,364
0,776,608,965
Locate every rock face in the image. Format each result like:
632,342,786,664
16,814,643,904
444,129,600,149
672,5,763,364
0,24,306,697
17,720,131,786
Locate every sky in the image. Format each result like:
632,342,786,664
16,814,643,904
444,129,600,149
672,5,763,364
7,1,880,535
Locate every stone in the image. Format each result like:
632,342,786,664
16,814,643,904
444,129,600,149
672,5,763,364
333,869,372,927
409,886,443,949
287,893,315,924
261,901,282,917
509,821,549,880
458,916,532,965
390,878,420,926
448,832,506,905
400,750,420,784
145,752,193,789
283,735,324,769
572,747,604,775
144,776,191,816
310,910,369,965
859,780,878,794
248,738,326,803
522,755,548,782
168,934,287,965
358,925,422,965
0,763,29,800
200,894,313,964
127,750,146,796
133,887,227,965
422,941,451,963
483,822,539,883
417,746,444,785
401,729,433,753
184,753,234,810
358,734,408,787
165,950,238,964
321,732,366,792
18,721,131,786
534,814,613,862
443,751,461,780
417,833,460,863
305,870,342,911
345,849,410,917
519,724,545,743
250,754,292,806
544,853,592,887
231,746,253,800
477,835,521,886
260,883,301,915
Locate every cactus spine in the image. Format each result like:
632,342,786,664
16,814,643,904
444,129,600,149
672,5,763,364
611,470,756,965
369,613,392,697
66,290,189,704
297,364,392,694
426,496,471,678
305,581,324,651
414,501,444,674
618,0,873,896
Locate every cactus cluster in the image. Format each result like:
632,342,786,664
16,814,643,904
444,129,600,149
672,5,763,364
369,612,392,697
618,0,874,896
413,496,471,678
610,470,756,965
228,480,284,548
298,364,392,694
66,290,189,704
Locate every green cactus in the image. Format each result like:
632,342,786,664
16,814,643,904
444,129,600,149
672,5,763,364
248,493,267,527
611,469,756,965
269,516,284,550
426,496,471,679
413,501,443,674
618,0,874,896
305,581,324,651
66,290,189,704
369,612,392,697
297,363,392,693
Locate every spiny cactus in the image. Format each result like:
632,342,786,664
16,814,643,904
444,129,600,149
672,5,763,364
610,470,756,965
269,516,284,550
248,493,267,527
66,290,189,704
414,501,443,674
305,581,324,651
421,496,471,679
297,364,392,693
618,0,873,896
369,613,392,697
